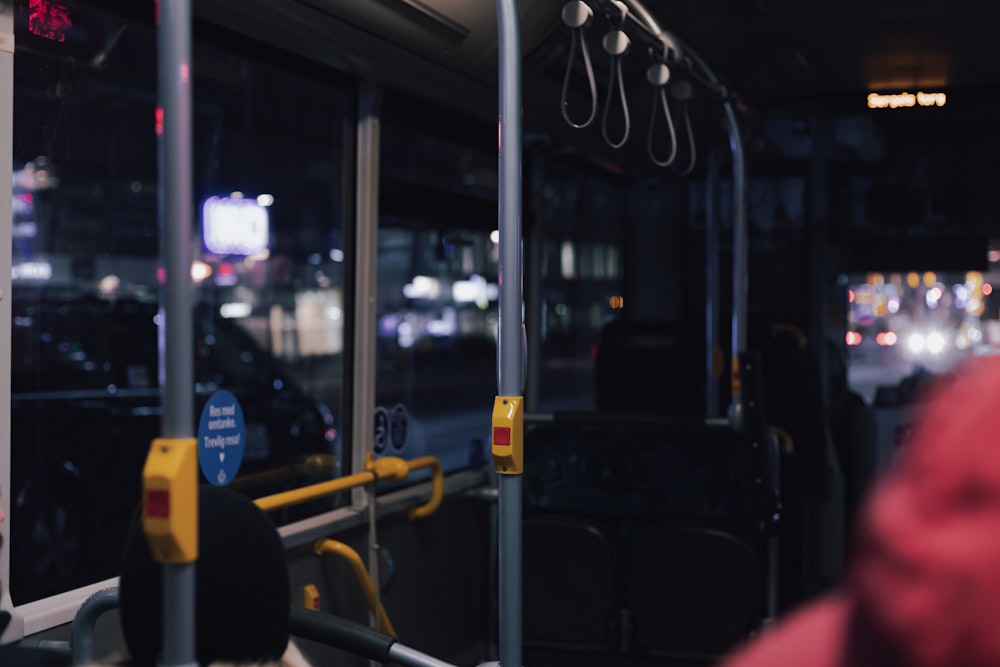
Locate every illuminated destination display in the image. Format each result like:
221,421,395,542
202,195,270,256
867,91,947,109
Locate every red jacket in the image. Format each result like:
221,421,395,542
718,356,1000,667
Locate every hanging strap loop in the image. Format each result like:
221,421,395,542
671,77,697,174
646,59,679,167
560,1,598,129
600,3,631,149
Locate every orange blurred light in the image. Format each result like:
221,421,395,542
846,331,863,346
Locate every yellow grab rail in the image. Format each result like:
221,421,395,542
403,456,443,519
253,453,443,519
314,539,397,637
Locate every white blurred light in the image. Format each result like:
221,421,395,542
12,261,52,281
398,321,415,348
403,276,441,300
926,331,946,354
453,274,496,309
98,274,121,295
220,302,253,319
560,242,575,280
202,195,269,256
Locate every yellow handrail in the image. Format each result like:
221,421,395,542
254,467,377,513
314,539,397,638
404,456,443,519
769,322,807,350
253,453,443,519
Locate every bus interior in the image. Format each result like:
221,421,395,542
3,0,1000,666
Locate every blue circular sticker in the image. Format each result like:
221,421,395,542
197,390,246,486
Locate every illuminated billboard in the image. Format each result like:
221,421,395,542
202,195,270,256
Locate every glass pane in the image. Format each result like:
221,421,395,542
845,270,989,405
11,2,350,604
374,115,498,477
536,162,627,412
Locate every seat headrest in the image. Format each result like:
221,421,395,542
118,485,291,667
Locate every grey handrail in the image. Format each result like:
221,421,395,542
70,588,120,666
156,0,197,664
496,2,525,667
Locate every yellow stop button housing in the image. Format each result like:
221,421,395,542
143,437,199,563
491,396,523,475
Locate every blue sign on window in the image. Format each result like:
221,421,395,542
197,390,246,486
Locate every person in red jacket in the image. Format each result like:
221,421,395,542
716,355,1000,667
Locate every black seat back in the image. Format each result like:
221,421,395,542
594,319,707,416
523,515,622,651
625,524,760,659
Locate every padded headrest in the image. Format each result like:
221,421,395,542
118,485,291,666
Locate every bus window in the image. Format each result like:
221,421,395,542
10,2,351,604
374,103,499,475
535,160,627,413
845,269,995,405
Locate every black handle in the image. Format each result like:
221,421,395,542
289,606,396,664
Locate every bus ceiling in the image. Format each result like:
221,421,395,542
197,0,1000,108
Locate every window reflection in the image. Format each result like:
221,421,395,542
11,2,349,603
374,103,500,475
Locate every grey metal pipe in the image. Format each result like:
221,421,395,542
159,0,194,438
684,50,748,428
389,643,461,667
352,83,383,511
621,0,683,60
705,145,721,418
70,588,120,666
724,101,747,428
496,1,524,666
157,0,196,664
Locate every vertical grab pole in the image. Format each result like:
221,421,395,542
157,0,197,665
704,145,721,418
724,102,747,429
495,2,524,667
679,49,748,429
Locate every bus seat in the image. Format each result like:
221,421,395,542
754,323,844,606
523,515,622,652
594,320,706,416
625,524,760,660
